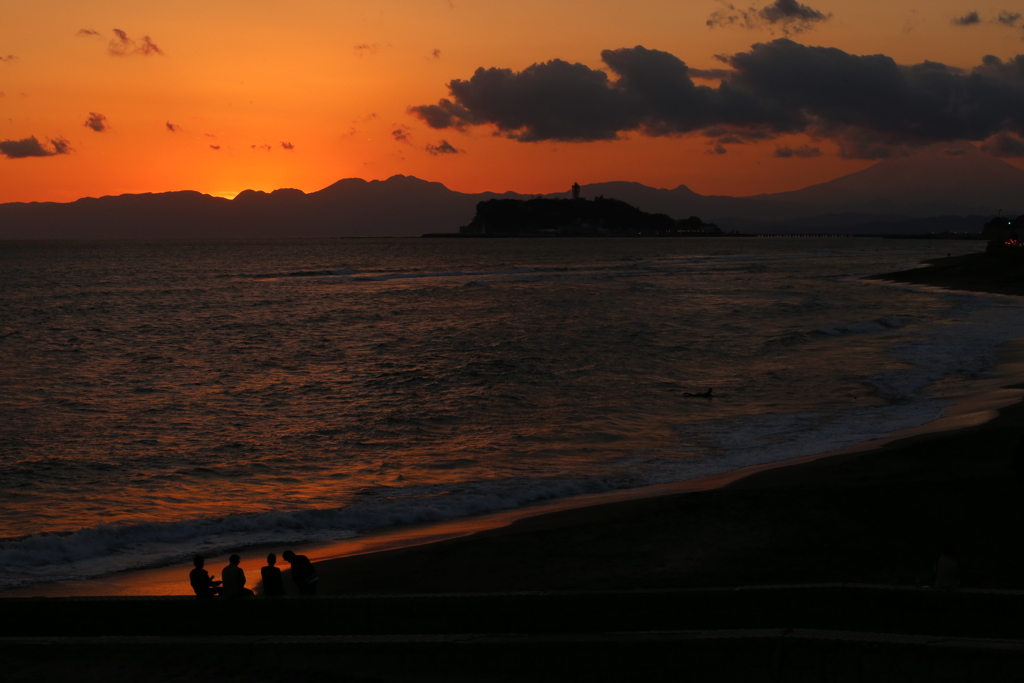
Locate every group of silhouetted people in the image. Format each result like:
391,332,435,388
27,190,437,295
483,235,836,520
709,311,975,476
189,550,318,598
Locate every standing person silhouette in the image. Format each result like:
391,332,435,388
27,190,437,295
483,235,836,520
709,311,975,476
221,554,255,598
261,553,286,597
189,555,222,598
282,549,319,595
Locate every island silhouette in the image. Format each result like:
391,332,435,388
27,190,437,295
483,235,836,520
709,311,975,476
454,194,719,237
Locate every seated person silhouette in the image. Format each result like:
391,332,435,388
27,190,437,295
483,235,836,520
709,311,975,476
221,553,255,598
282,549,319,595
189,555,222,599
932,547,960,590
261,553,286,597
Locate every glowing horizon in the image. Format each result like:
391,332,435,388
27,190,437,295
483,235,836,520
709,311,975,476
4,1,1024,206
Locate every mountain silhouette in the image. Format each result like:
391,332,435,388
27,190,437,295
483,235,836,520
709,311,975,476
759,145,1024,216
2,149,1021,239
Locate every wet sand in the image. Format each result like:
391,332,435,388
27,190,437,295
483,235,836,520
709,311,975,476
312,389,1024,594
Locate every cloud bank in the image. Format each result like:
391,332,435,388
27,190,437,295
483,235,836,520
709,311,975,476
410,40,1024,157
0,136,71,159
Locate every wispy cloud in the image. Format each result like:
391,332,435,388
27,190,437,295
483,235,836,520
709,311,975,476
209,145,221,151
951,11,981,26
108,29,163,57
281,141,294,150
0,136,71,159
392,127,412,144
0,55,17,63
997,10,1022,26
76,29,101,37
84,112,108,132
707,0,831,35
354,43,380,57
426,140,460,155
431,48,442,59
166,122,181,132
775,144,821,158
251,144,272,152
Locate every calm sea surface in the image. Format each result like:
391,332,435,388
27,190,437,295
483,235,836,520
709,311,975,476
1,237,1020,589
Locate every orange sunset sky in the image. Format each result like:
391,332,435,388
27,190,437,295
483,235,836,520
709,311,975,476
4,0,1024,204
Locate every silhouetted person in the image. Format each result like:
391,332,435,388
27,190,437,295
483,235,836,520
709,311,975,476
932,547,960,590
189,555,221,599
282,550,319,595
1013,435,1024,479
261,553,286,597
221,553,255,598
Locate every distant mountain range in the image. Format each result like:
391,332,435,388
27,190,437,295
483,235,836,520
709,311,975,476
3,148,1022,239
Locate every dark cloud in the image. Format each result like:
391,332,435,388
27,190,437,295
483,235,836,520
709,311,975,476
835,133,902,159
281,141,294,150
109,29,163,57
431,49,442,59
251,144,272,151
84,112,108,132
997,11,1022,26
76,29,101,37
707,0,831,35
774,144,821,157
703,126,774,142
411,40,1024,158
952,11,981,26
166,121,181,132
707,144,728,154
354,43,380,57
392,128,412,143
981,133,1024,156
209,145,221,150
0,136,71,159
426,139,459,155
0,55,17,63
690,68,733,80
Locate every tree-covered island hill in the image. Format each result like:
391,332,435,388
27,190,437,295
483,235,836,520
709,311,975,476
453,183,721,237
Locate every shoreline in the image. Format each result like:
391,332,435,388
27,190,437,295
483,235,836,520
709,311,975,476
7,341,1024,597
6,251,1024,597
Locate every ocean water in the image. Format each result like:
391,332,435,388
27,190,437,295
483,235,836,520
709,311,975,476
1,236,1021,590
